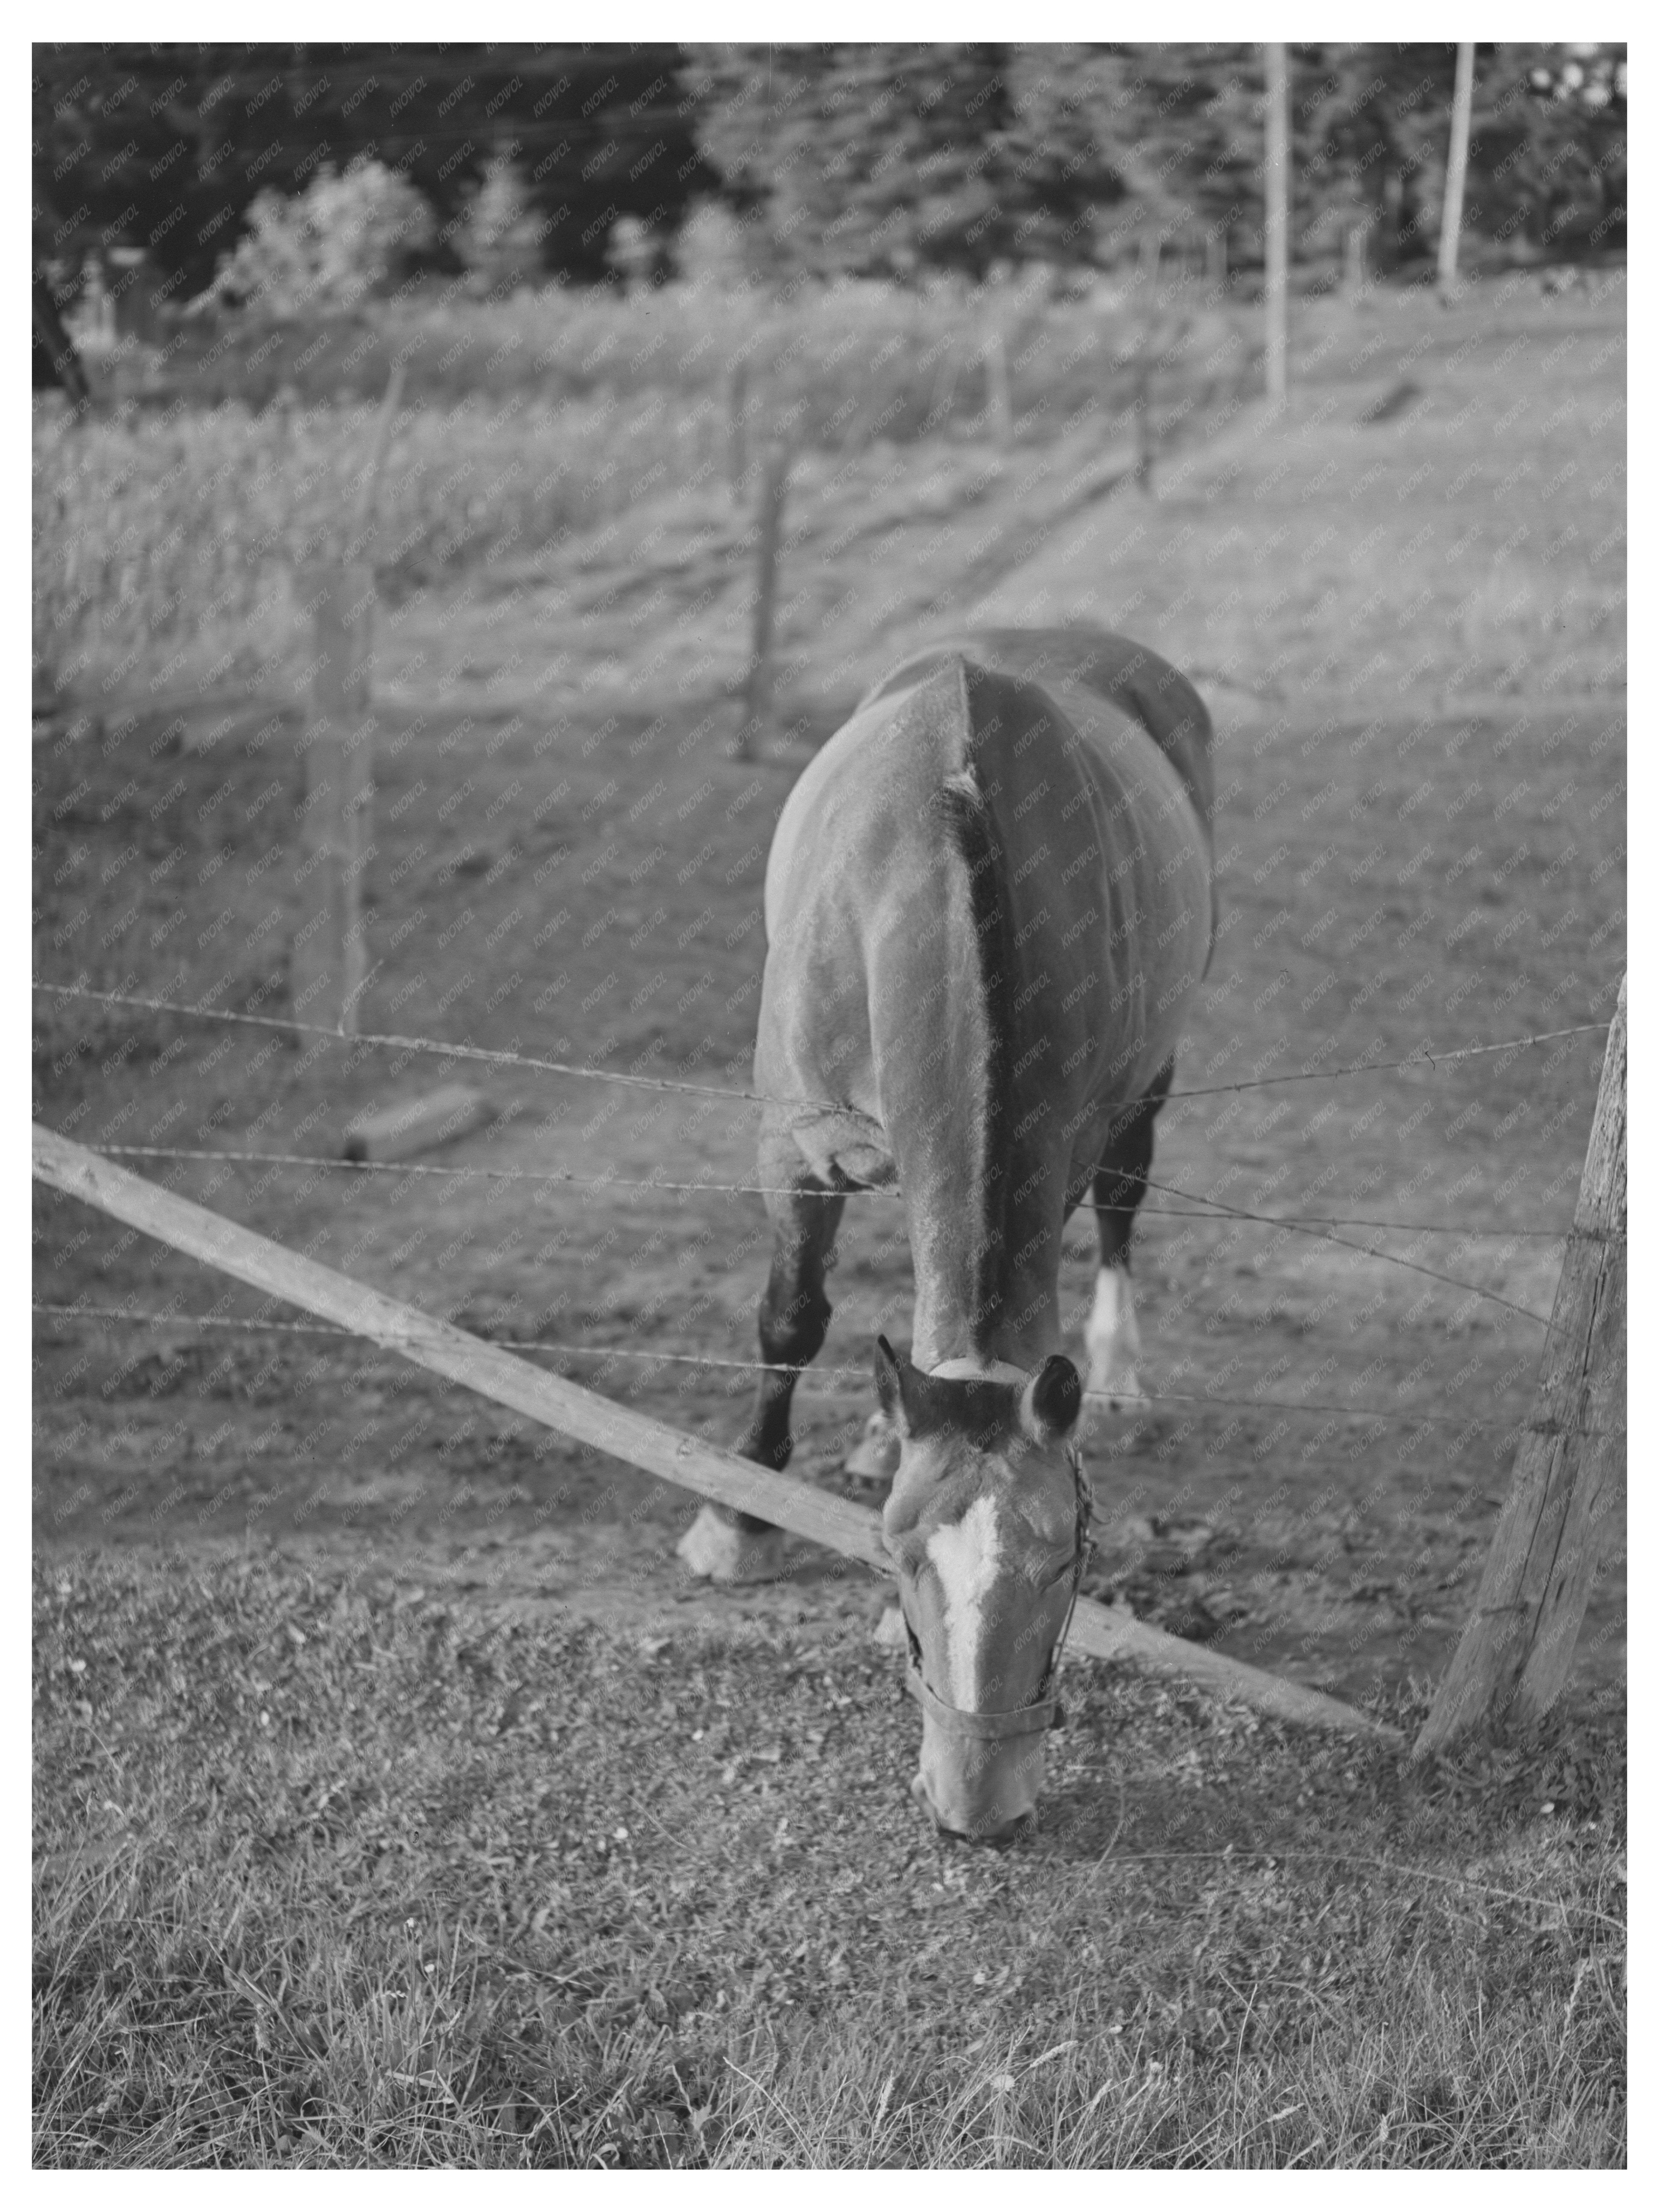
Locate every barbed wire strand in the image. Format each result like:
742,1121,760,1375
86,1141,889,1206
39,1132,1555,1330
60,1139,1554,1324
33,1302,1621,1439
77,1140,1581,1241
1162,1023,1609,1100
31,982,841,1116
1129,1171,1554,1325
34,979,1607,1117
52,1141,1557,1327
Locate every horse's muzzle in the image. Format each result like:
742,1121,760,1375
910,1765,1038,1847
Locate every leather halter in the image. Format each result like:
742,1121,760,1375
901,1442,1093,1741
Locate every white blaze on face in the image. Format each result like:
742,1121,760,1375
924,1492,1002,1708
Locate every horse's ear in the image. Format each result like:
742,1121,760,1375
874,1335,911,1435
1020,1354,1083,1443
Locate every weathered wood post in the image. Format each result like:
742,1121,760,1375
983,323,1015,449
735,441,790,762
928,337,963,432
1344,221,1370,299
289,364,402,1036
1133,339,1156,493
1437,41,1476,305
1414,974,1626,1755
727,358,750,500
291,563,375,1034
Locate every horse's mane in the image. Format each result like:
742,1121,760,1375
931,670,1019,1351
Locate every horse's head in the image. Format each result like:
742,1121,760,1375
875,1336,1089,1844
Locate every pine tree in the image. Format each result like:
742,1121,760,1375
682,44,1029,281
456,146,549,297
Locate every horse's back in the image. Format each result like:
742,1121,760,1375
862,626,1215,848
757,629,1215,1171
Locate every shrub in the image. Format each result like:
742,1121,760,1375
199,157,435,319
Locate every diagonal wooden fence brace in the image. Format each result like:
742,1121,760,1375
34,1126,1398,1744
1414,972,1626,1756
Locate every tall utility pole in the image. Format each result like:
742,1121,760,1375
1438,42,1476,302
1263,42,1289,405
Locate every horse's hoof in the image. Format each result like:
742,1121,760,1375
845,1412,902,1482
676,1504,787,1585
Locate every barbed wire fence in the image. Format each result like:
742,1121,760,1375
33,962,1624,1750
31,977,1614,1402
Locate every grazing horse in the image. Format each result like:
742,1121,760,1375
679,628,1215,1840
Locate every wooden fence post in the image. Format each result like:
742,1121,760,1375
1344,221,1370,299
1437,42,1476,305
736,442,789,761
290,564,375,1034
928,338,963,432
983,323,1015,449
1133,339,1156,493
1413,975,1626,1755
289,365,401,1038
727,358,750,500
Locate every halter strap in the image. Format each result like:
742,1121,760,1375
901,1443,1093,1741
906,1660,1060,1739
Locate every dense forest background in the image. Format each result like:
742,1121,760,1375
34,40,1626,318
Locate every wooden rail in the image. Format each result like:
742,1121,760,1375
34,1125,1399,1744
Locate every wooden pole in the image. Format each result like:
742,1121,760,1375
727,359,749,500
348,360,406,555
290,561,375,1035
983,324,1015,450
289,361,401,1038
33,1126,1398,1742
1133,339,1156,494
1263,41,1290,407
1344,220,1370,298
736,441,789,761
1438,42,1476,304
928,337,963,432
1414,976,1626,1756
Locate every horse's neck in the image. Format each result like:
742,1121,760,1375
909,1208,1062,1373
904,1126,1063,1372
870,849,1062,1374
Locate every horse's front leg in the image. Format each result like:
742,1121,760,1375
676,1149,845,1584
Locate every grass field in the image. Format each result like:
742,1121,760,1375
33,265,1625,2166
34,1557,1624,2167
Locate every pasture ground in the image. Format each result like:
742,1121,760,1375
33,274,1625,2166
34,1554,1625,2167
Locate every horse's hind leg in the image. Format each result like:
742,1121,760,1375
676,1143,845,1584
1085,1059,1174,1410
